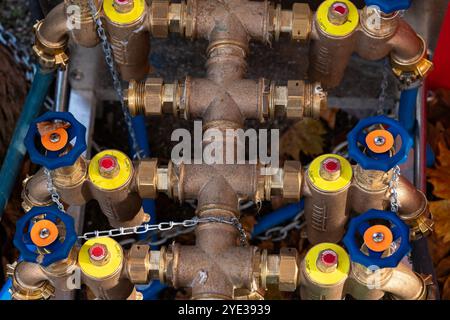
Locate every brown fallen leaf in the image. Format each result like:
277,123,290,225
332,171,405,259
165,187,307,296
320,107,339,130
436,256,450,283
280,119,326,160
443,277,450,300
429,200,450,244
427,140,450,200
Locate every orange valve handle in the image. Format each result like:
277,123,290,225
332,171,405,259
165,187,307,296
363,225,393,252
30,219,59,247
365,129,394,154
40,128,69,152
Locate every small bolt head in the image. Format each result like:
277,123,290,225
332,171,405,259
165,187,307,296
49,132,61,143
374,136,386,146
328,2,349,25
319,157,341,181
98,155,119,179
88,243,109,264
113,0,134,13
39,228,50,239
372,232,385,243
317,249,339,273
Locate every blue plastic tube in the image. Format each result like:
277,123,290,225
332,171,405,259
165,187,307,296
0,278,12,300
130,115,165,299
0,67,54,218
252,201,304,237
398,87,419,135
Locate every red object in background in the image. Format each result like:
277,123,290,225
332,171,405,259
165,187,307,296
427,3,450,90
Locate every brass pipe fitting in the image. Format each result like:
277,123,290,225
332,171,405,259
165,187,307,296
32,1,100,70
308,2,433,89
101,0,150,80
271,3,312,42
260,248,300,292
346,261,429,300
303,155,353,244
7,262,55,300
21,169,52,212
126,77,326,122
299,243,350,300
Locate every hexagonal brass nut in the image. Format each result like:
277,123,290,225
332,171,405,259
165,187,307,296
286,80,304,119
292,3,312,42
279,247,299,292
151,0,170,38
283,161,302,202
136,159,158,199
127,244,150,284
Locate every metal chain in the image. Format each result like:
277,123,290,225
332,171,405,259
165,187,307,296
377,58,390,115
256,210,305,242
0,23,36,83
43,168,66,212
389,165,401,213
79,216,248,246
87,0,144,160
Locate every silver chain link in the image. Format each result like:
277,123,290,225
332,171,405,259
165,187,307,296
377,58,390,116
87,0,144,160
0,23,36,83
256,210,305,242
79,216,248,246
389,165,400,213
43,168,66,212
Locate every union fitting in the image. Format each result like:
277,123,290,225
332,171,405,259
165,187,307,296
6,262,55,300
126,78,182,117
260,248,300,292
285,81,325,120
260,161,302,202
271,3,312,42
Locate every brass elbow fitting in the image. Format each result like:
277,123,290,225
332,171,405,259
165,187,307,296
6,262,55,300
33,20,69,70
391,36,434,86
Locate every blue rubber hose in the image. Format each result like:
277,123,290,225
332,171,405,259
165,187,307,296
129,116,165,299
398,87,418,135
0,67,54,218
0,278,12,300
252,201,304,237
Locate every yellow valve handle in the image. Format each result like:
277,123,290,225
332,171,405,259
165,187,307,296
88,149,133,190
304,243,350,285
103,0,146,25
78,237,123,279
316,0,359,37
308,154,353,192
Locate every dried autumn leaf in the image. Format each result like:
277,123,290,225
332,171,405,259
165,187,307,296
320,107,339,130
442,276,450,300
436,256,450,283
427,140,450,199
280,119,326,160
240,215,257,234
429,200,450,243
428,233,450,265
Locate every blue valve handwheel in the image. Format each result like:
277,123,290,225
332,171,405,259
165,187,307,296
24,111,87,170
343,209,411,268
365,0,412,13
347,115,413,172
13,206,77,267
